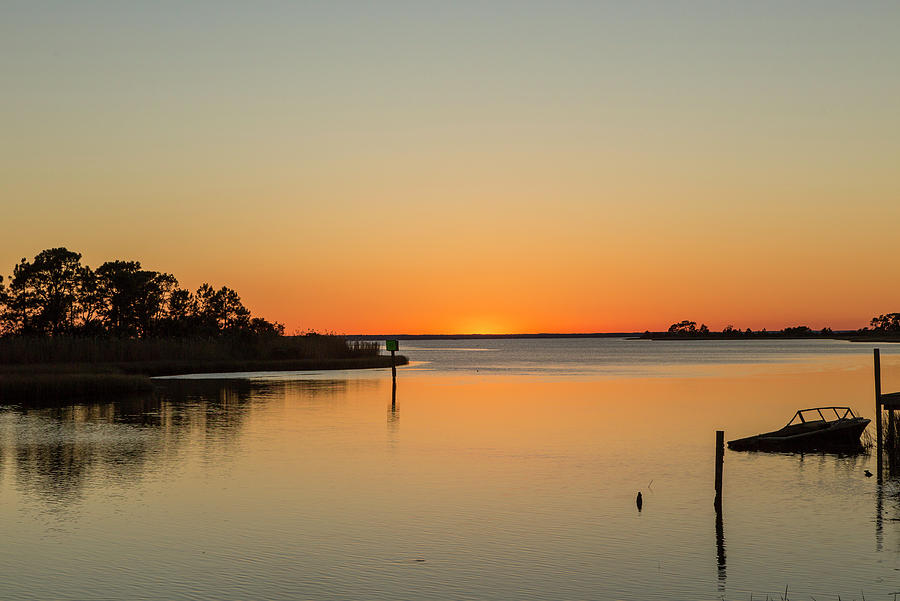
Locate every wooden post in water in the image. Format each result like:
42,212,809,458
714,430,726,585
386,340,399,405
391,363,397,410
875,348,882,479
714,430,724,509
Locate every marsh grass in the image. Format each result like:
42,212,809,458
0,335,401,404
881,410,900,470
0,334,380,365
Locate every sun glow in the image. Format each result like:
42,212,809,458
455,317,515,336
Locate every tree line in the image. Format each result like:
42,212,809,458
648,316,900,339
0,248,284,338
868,313,900,333
656,320,834,338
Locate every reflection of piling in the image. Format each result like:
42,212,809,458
714,430,724,509
715,500,726,586
875,478,884,553
875,349,883,480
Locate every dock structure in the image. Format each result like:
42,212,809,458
881,392,900,407
874,348,900,478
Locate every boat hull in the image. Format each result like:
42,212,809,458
728,418,870,452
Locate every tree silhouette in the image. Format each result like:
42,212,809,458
5,248,83,334
781,325,813,336
870,313,900,332
0,248,283,339
668,320,698,334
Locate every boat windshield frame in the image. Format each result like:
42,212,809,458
786,407,857,427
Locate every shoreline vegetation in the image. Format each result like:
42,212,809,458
639,316,900,341
0,248,405,405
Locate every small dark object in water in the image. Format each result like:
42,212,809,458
728,407,869,452
636,491,643,511
865,469,873,477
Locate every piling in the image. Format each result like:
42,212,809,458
386,340,399,410
391,354,397,411
875,348,882,479
714,430,724,509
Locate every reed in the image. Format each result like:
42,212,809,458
0,334,380,365
115,355,408,377
0,335,402,404
880,410,900,469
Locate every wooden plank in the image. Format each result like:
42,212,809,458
880,391,900,407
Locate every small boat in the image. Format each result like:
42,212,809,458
728,407,870,452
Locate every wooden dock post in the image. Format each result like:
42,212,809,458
875,348,882,479
391,367,397,410
386,339,399,408
714,430,724,508
714,429,726,584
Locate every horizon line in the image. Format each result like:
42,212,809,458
341,329,859,339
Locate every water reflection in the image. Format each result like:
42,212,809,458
876,481,884,552
1,378,378,509
10,399,164,507
387,376,400,444
715,502,726,594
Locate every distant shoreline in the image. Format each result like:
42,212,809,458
347,333,638,340
640,332,900,342
348,332,900,343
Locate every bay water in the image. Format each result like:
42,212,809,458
2,338,899,600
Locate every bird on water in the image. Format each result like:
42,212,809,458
636,491,643,511
865,469,873,477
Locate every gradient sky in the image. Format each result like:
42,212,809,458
2,1,898,333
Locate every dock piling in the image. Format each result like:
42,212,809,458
385,339,399,410
391,354,397,409
714,430,724,509
876,348,883,479
391,349,396,380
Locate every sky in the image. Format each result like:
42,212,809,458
2,1,898,334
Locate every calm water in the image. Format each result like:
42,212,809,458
3,338,900,600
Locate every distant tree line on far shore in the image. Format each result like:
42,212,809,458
0,247,284,339
644,315,900,339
